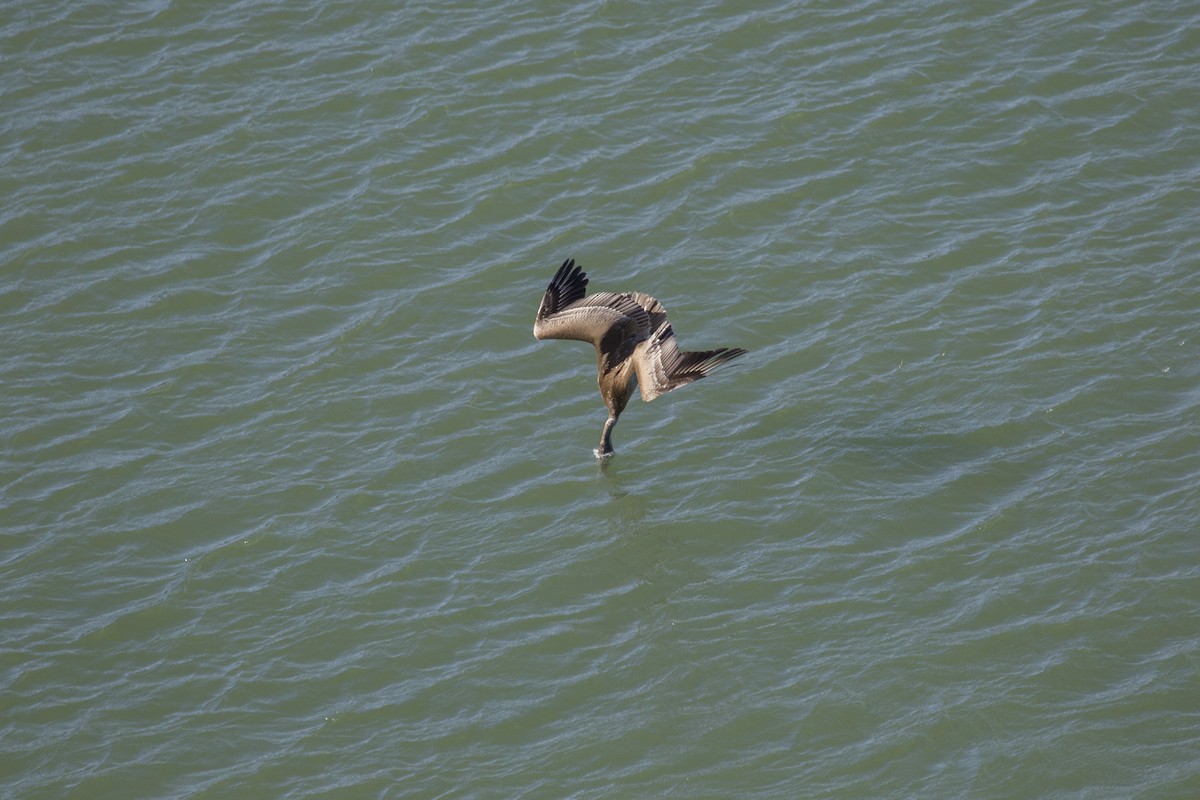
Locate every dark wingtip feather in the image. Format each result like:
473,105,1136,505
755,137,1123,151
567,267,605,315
667,346,746,388
538,258,589,320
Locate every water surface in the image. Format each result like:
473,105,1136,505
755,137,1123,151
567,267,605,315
3,0,1198,797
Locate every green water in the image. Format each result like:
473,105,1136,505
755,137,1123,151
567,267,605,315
3,0,1198,797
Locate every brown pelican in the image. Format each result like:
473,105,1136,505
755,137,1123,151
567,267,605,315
534,258,747,458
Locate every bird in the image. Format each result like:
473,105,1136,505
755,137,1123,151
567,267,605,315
534,258,747,458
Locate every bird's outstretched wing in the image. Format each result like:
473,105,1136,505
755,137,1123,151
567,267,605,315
633,320,747,402
534,259,651,350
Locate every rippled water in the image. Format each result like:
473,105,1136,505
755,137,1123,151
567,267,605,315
3,0,1199,797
